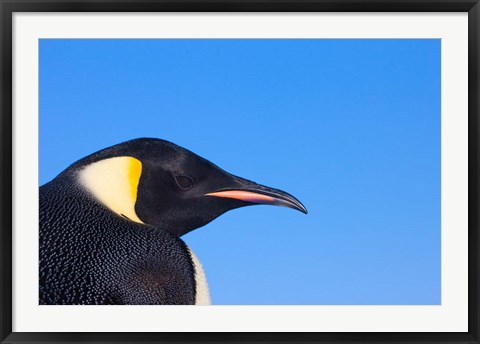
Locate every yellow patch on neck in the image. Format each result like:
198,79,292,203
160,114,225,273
79,156,144,224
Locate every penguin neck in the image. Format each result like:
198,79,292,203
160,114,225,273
187,247,211,305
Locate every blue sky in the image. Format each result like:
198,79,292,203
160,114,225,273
40,39,441,305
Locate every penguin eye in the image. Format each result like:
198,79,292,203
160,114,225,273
174,175,194,190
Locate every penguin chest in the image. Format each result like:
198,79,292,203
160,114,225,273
188,248,211,305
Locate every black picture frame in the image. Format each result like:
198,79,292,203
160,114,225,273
1,1,479,343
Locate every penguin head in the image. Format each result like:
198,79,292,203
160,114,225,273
71,138,307,237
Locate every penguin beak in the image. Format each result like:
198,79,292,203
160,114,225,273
205,178,308,214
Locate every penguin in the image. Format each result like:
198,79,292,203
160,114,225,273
39,138,307,305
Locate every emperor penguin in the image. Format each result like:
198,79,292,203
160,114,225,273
39,138,307,305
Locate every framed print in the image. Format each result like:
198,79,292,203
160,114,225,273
1,1,479,343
